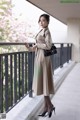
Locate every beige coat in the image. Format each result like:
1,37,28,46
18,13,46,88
32,27,55,96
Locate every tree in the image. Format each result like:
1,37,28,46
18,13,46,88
0,0,12,41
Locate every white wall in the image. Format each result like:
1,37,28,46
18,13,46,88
67,18,80,62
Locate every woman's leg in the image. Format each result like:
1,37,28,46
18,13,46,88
38,96,48,116
44,96,48,111
38,96,55,117
45,96,55,117
44,96,53,109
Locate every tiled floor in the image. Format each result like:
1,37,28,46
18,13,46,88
39,63,80,120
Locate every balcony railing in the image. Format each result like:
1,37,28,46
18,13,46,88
0,42,72,113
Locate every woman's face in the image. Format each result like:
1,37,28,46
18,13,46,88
39,16,49,28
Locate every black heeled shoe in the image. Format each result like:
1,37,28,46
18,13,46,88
38,110,48,117
48,107,55,118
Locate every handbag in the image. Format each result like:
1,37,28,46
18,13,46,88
44,44,57,57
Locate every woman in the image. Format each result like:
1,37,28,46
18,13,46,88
25,14,55,118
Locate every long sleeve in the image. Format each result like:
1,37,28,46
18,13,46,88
36,30,52,50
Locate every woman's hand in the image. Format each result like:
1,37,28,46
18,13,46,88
25,43,37,52
25,42,31,51
25,43,29,48
32,44,37,51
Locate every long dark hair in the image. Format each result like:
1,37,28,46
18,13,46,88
38,14,50,24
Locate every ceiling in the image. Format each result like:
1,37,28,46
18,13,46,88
27,0,80,24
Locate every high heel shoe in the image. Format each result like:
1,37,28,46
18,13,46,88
48,107,55,118
38,110,48,117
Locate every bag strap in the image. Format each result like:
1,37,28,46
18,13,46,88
43,28,48,38
35,29,43,39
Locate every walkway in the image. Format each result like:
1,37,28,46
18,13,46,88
39,63,80,120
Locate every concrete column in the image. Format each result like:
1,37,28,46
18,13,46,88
67,18,80,62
